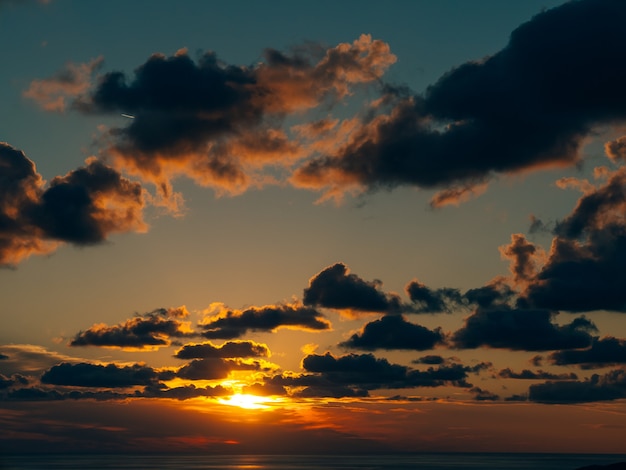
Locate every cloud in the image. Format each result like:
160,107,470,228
339,314,444,351
470,387,499,401
498,368,577,380
528,369,626,403
405,279,463,313
175,358,233,381
40,362,170,388
174,340,270,359
499,234,545,288
452,307,597,351
23,57,103,111
292,0,626,202
0,143,147,266
0,344,81,376
548,337,626,369
297,352,485,393
199,302,331,339
522,167,626,312
70,307,194,349
303,263,403,315
33,37,395,203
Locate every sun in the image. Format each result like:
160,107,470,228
218,393,272,410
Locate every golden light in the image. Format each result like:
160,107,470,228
218,393,274,410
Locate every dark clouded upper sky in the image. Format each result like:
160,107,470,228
2,0,626,456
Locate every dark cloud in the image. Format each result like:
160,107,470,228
40,362,169,388
0,142,146,266
528,369,626,403
174,340,269,359
498,368,577,380
200,302,330,339
405,279,463,313
28,37,395,202
470,387,499,401
452,307,597,351
292,0,626,203
299,352,486,392
0,373,28,389
70,306,193,349
339,314,444,351
175,358,233,381
463,279,516,309
413,355,446,365
548,337,626,369
303,263,403,315
522,168,626,313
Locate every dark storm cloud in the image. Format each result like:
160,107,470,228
405,279,463,313
528,369,626,403
70,306,193,349
303,263,403,315
174,340,269,359
548,337,626,369
522,167,626,313
293,0,626,202
339,314,444,351
200,303,330,339
498,368,577,380
40,362,169,388
0,142,146,266
452,307,597,351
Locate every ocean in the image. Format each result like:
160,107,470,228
1,454,625,470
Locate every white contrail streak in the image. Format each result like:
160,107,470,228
121,113,135,119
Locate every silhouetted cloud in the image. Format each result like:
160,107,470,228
339,314,444,351
293,0,626,203
70,307,194,349
40,362,171,388
498,368,577,380
303,263,403,315
175,358,233,381
413,355,446,365
522,167,626,312
200,302,330,339
405,279,463,313
27,37,395,204
529,369,626,403
298,352,486,393
548,337,626,369
470,386,499,401
452,307,597,351
174,340,269,359
0,142,146,266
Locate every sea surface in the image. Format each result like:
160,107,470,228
1,453,625,470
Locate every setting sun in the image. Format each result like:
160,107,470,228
218,394,273,410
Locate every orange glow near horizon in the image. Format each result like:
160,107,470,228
218,393,282,410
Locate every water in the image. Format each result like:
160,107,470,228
1,453,625,470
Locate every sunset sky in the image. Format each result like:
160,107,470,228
2,0,626,455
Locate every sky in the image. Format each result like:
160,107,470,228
2,0,626,456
